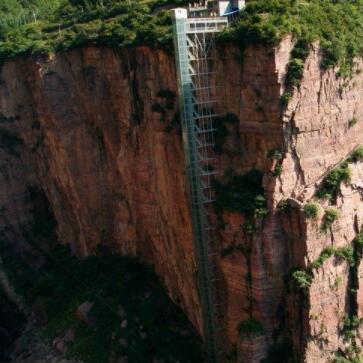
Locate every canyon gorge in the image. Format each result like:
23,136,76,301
0,34,363,363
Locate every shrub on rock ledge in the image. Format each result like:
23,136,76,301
304,202,319,219
292,270,312,290
349,146,363,163
316,163,351,203
321,208,340,232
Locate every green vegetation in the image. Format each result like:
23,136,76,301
316,147,363,202
333,357,362,363
316,162,351,202
311,246,335,269
335,246,355,266
294,239,361,292
321,208,339,231
242,219,256,235
292,270,312,289
336,315,363,362
349,146,363,163
354,232,363,255
272,163,283,177
343,315,362,339
285,39,310,88
304,202,319,219
267,149,283,161
333,230,363,363
276,200,290,213
238,317,264,337
348,118,359,128
267,149,283,176
286,58,305,87
311,245,354,270
1,0,362,79
294,230,363,362
280,92,292,107
0,242,205,363
0,0,191,67
214,169,268,218
222,0,363,77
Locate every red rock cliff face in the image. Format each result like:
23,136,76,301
278,40,363,363
0,39,362,363
0,47,202,330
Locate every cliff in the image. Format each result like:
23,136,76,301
0,38,362,363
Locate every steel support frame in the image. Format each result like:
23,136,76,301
173,13,228,363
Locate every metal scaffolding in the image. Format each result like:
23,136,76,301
172,8,229,363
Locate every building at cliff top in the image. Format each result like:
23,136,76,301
188,0,245,18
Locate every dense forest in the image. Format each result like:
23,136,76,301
0,0,362,74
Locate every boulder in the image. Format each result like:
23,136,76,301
75,301,95,326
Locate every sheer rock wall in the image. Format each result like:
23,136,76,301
0,39,362,362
